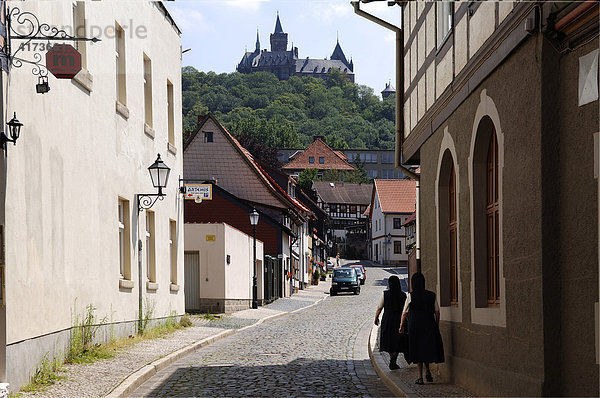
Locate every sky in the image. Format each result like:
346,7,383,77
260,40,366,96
164,0,401,97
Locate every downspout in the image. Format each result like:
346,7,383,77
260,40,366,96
352,1,421,272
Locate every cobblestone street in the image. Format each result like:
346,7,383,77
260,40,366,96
133,264,399,397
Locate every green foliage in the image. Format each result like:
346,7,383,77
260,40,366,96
298,169,319,191
181,69,395,150
140,298,156,335
179,315,193,327
20,354,64,392
67,303,109,364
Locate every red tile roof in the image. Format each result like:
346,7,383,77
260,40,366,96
402,211,416,226
282,138,355,171
373,179,416,214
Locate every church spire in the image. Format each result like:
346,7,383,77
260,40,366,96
255,28,260,52
274,11,284,34
331,38,349,68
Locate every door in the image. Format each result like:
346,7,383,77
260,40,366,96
184,251,200,312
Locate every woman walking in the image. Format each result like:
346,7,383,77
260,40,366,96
399,272,444,384
374,275,407,370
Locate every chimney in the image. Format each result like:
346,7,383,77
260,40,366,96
313,135,325,142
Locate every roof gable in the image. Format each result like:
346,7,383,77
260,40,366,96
184,115,308,214
373,179,416,214
282,138,355,171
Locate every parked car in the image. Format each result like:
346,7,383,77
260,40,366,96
330,267,360,296
349,264,366,285
327,259,335,271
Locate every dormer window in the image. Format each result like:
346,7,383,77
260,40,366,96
204,131,213,143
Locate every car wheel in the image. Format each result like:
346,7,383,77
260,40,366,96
330,289,336,296
354,288,360,295
360,279,365,285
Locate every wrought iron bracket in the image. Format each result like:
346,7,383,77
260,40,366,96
137,194,165,214
3,5,101,78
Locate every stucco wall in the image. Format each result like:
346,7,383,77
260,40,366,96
2,1,183,389
184,223,264,305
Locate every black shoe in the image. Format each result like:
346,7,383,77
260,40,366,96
415,378,424,385
389,363,400,370
425,373,433,382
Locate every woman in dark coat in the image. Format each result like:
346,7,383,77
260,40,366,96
399,272,444,384
374,275,407,370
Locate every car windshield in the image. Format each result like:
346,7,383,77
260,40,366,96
334,269,355,278
351,266,364,274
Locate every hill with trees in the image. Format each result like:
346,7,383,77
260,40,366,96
182,67,396,151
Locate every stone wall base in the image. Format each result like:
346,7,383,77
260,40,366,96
197,298,251,314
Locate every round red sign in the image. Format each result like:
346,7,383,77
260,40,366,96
46,44,82,79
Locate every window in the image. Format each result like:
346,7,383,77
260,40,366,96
393,218,402,229
438,149,458,307
170,219,178,286
319,156,324,164
394,241,401,254
367,170,378,179
309,156,315,164
167,80,175,146
145,211,156,284
382,153,394,164
350,205,357,213
448,162,458,304
486,130,499,305
118,198,131,280
115,23,126,105
73,2,87,69
204,131,213,143
436,0,454,46
143,55,153,128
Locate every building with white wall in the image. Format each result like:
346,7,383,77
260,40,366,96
184,223,264,313
369,179,415,265
0,1,183,391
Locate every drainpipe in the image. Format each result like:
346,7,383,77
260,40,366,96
352,0,421,272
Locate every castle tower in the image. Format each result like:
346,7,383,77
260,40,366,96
255,29,260,53
270,13,288,51
331,38,351,69
381,81,396,99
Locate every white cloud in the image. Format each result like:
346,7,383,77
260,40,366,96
223,0,271,11
169,7,210,33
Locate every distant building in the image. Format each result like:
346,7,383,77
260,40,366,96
381,82,395,99
311,181,372,259
281,136,355,177
278,147,402,180
368,179,416,266
237,14,354,82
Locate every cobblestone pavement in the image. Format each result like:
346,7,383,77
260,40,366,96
133,263,396,397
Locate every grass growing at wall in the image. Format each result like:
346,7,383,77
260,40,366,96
19,354,64,392
16,311,194,394
66,304,110,364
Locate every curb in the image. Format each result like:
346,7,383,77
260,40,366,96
106,293,327,397
368,324,412,398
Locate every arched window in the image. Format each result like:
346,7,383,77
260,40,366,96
486,129,499,304
437,149,458,306
448,162,458,304
472,116,501,308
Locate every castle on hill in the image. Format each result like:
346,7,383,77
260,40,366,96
237,14,355,83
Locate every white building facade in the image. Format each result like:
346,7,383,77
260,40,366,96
0,1,183,390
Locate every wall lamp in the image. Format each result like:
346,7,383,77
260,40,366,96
137,154,171,213
0,113,23,149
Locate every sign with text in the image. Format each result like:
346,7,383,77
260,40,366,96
46,44,82,79
185,184,212,200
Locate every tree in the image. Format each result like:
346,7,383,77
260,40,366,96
298,169,319,191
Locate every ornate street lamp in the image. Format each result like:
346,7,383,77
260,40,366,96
136,154,170,333
0,113,23,149
249,208,259,309
137,154,171,213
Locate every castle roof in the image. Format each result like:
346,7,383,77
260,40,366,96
382,82,396,93
296,58,352,75
331,40,349,66
274,13,284,34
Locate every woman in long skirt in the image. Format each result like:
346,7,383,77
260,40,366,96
400,272,444,384
374,275,407,370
